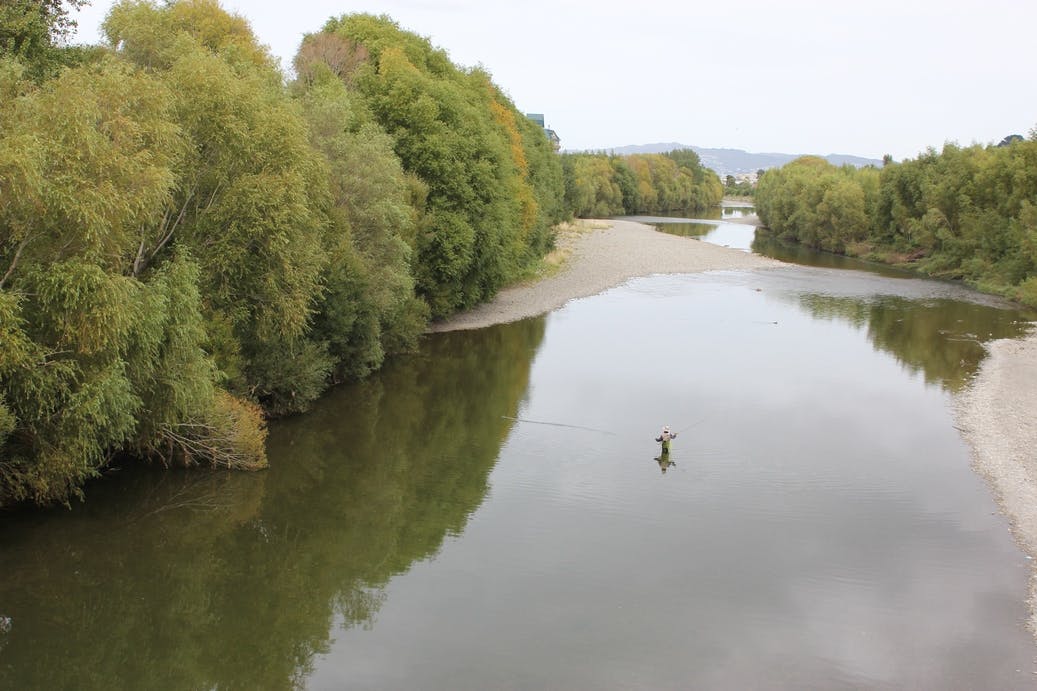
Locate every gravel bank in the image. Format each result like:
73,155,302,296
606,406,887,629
428,218,780,332
954,330,1037,632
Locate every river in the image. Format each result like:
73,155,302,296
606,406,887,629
1,217,1035,689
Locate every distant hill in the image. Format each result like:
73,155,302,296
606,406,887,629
586,142,883,177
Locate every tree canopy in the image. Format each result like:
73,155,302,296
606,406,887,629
0,0,92,79
0,2,579,506
562,150,723,218
756,138,1037,307
298,14,567,317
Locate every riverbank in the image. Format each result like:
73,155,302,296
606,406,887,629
428,219,780,332
955,330,1037,632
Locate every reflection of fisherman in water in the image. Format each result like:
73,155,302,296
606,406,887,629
655,452,675,473
654,426,678,473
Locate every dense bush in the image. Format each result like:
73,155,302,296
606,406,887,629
756,141,1037,307
0,1,567,506
562,149,723,218
301,14,567,318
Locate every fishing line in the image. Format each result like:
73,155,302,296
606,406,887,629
676,416,710,434
502,416,616,435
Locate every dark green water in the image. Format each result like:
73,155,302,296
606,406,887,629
1,243,1035,688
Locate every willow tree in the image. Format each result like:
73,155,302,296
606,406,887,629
564,154,625,217
0,57,265,507
561,150,721,217
302,14,564,318
0,0,91,79
757,139,1037,306
103,0,333,415
293,69,428,381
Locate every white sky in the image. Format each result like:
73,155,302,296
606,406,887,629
71,0,1037,161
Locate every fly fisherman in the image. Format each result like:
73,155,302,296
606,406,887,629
655,426,677,454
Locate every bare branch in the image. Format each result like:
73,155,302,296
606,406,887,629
203,182,221,211
156,420,264,471
0,236,33,290
131,225,147,277
134,189,196,276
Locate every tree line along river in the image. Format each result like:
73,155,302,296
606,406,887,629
1,219,1035,689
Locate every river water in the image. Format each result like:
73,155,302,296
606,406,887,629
1,219,1036,689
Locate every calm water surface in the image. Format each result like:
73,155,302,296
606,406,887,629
622,207,763,252
2,227,1036,689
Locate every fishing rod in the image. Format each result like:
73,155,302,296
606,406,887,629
675,416,710,434
502,415,616,435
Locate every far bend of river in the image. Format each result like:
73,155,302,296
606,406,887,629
2,225,1037,689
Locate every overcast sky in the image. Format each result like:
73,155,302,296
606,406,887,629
71,0,1037,161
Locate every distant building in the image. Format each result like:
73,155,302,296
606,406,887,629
526,113,561,151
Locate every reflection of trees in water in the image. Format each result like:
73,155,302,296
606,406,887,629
798,294,1031,391
721,205,754,217
0,468,269,690
653,221,715,238
752,232,914,278
0,318,545,690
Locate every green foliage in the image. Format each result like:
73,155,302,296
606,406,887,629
723,175,755,198
0,257,221,506
0,397,14,446
0,54,255,506
103,0,273,71
565,154,624,217
295,71,428,380
757,157,883,253
756,140,1037,306
0,57,182,278
106,2,332,412
0,245,266,506
243,337,334,418
2,1,573,505
304,14,564,318
0,0,90,79
561,149,723,217
0,0,301,505
611,157,642,211
124,255,222,452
